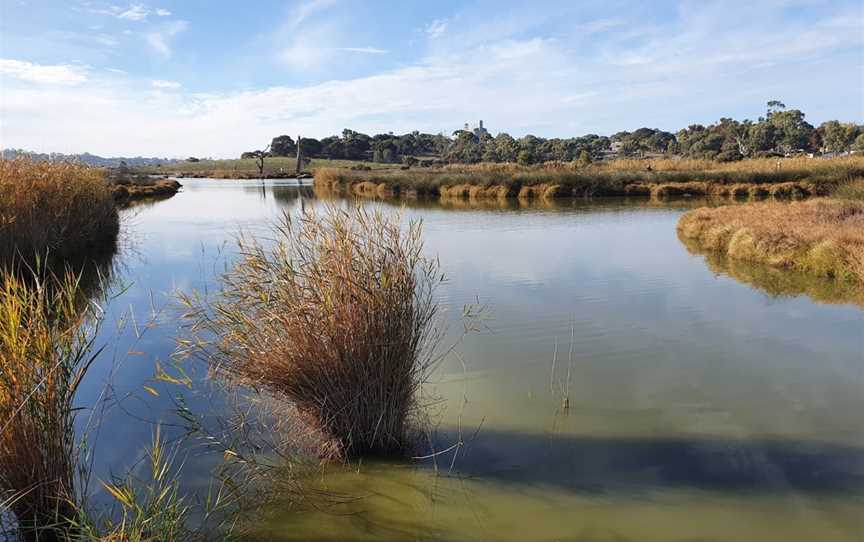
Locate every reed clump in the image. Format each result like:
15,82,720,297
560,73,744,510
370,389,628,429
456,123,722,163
0,159,119,268
0,270,101,541
182,206,443,459
677,199,864,282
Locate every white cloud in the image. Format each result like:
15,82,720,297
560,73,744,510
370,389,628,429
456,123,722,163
117,4,148,20
286,0,338,30
144,20,188,57
151,79,181,88
334,47,388,54
0,59,87,85
2,2,862,157
155,8,171,16
426,19,448,38
90,3,149,21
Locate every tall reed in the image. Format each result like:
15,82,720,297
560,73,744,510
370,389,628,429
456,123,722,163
0,270,101,541
0,159,118,268
181,206,444,458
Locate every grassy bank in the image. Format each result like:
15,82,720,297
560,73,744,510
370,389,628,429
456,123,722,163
140,157,404,179
0,160,119,268
314,156,864,199
112,177,182,203
677,197,864,283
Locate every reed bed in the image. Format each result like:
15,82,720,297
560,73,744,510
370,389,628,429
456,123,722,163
0,270,101,541
181,206,444,458
677,199,864,282
0,160,119,269
314,156,864,199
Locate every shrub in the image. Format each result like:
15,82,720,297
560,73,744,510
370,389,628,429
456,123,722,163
182,206,444,458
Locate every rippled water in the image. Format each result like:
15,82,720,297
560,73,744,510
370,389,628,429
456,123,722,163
80,179,863,541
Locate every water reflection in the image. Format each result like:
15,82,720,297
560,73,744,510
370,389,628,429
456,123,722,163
72,179,863,542
679,234,864,307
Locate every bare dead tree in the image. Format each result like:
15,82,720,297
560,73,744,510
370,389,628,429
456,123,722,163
251,144,271,177
295,135,302,175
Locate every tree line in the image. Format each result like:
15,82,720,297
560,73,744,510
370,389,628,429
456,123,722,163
243,102,863,165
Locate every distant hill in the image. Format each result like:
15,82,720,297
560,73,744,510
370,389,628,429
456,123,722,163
1,149,179,168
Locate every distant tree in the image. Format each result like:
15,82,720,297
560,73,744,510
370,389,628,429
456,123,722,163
577,149,592,167
852,133,864,152
818,121,861,153
186,156,200,162
270,135,296,156
249,145,270,176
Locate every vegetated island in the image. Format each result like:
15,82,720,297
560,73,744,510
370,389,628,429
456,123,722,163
677,179,864,284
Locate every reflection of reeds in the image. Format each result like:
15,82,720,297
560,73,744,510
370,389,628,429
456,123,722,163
182,206,443,458
0,159,119,269
0,270,100,541
679,233,864,307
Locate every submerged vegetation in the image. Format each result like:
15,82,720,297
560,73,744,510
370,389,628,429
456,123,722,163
677,198,864,283
314,156,864,200
182,206,444,458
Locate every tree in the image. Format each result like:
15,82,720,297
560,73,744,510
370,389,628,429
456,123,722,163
270,135,296,156
249,145,270,176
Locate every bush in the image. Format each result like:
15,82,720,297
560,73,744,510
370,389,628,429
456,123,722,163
182,206,444,458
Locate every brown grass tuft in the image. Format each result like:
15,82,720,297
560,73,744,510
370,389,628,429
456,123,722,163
678,199,864,282
181,206,444,458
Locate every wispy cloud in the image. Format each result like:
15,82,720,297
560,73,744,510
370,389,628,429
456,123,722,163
286,0,339,30
144,20,188,57
0,59,87,85
334,47,388,54
425,19,448,38
155,8,171,16
89,3,149,21
151,79,181,88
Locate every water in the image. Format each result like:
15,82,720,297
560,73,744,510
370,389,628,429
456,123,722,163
80,179,863,541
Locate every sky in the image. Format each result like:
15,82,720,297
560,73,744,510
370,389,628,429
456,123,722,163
0,0,862,158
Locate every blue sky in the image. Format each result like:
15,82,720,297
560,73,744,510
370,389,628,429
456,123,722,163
1,0,862,157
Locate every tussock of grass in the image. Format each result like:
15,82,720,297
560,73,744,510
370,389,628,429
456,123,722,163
315,156,863,200
0,270,101,541
833,178,864,201
677,199,864,282
0,159,119,268
182,206,443,458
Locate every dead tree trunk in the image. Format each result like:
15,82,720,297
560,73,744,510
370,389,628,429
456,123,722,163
296,134,302,175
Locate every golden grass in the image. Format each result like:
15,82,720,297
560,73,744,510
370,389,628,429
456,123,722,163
181,206,443,458
0,270,101,541
678,199,864,282
314,156,864,200
0,159,119,268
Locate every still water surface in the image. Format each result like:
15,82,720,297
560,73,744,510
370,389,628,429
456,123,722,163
82,179,863,541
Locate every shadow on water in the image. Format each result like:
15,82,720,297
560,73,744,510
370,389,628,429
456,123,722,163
678,233,864,307
431,428,864,496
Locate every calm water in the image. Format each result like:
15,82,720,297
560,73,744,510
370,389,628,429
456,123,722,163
79,179,863,541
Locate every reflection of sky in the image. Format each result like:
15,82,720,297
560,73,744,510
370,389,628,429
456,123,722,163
75,180,864,512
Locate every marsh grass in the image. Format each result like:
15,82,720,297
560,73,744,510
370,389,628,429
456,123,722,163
677,199,864,282
0,270,102,541
181,206,444,458
0,160,119,269
315,156,864,199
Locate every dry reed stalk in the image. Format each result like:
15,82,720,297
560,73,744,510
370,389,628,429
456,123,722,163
181,205,444,458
